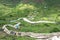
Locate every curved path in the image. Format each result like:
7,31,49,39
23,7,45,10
2,18,58,40
23,18,56,24
10,18,56,24
2,24,60,40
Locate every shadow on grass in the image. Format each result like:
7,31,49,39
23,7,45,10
0,0,22,8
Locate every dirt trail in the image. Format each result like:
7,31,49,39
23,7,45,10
2,25,60,40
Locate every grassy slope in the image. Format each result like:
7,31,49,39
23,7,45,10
0,0,60,40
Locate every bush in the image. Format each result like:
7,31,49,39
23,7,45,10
50,28,60,33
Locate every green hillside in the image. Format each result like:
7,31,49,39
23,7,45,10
0,0,60,40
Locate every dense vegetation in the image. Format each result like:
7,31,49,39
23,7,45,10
0,0,60,40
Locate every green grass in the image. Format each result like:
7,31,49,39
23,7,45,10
0,35,35,40
0,0,60,40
